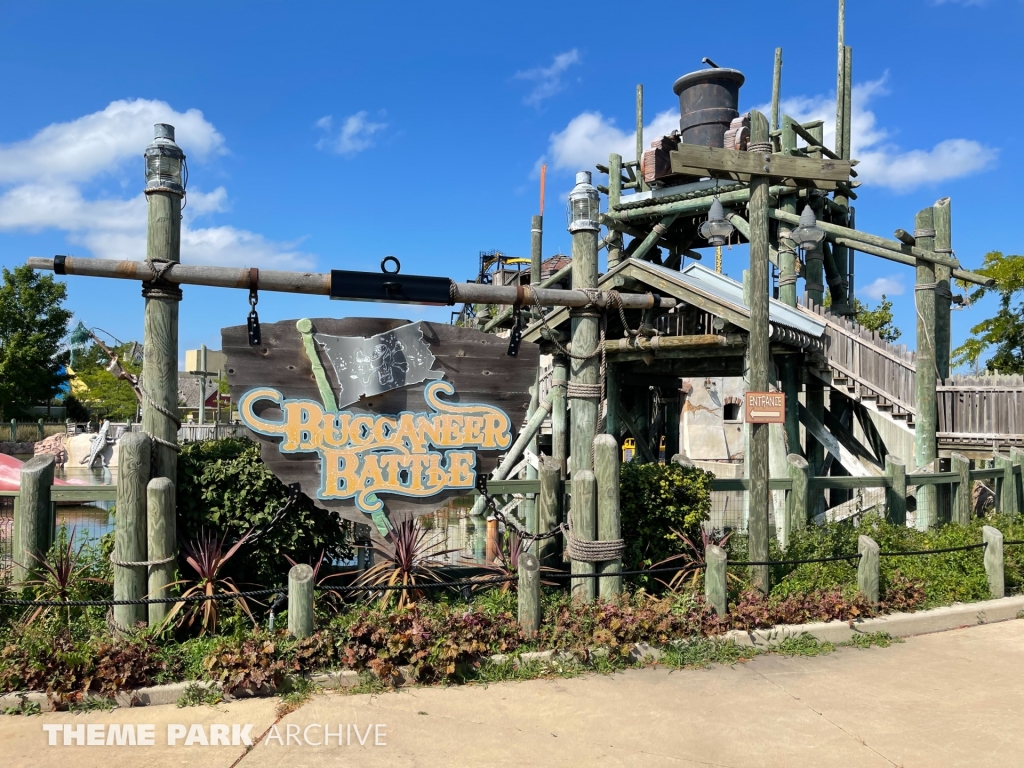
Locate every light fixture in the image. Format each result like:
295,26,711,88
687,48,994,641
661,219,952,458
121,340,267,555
144,123,186,193
566,171,600,232
791,204,826,251
699,197,735,247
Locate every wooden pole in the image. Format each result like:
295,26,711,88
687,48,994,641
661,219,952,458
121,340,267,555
747,110,771,594
551,354,568,479
518,551,541,636
914,208,938,529
952,453,972,526
705,545,727,616
605,362,621,442
287,563,315,639
14,454,54,583
569,192,600,480
885,455,907,526
994,454,1017,516
636,85,646,192
857,534,880,605
146,477,175,627
537,455,561,568
771,48,783,133
594,434,622,599
982,525,1004,599
198,344,207,426
608,153,622,212
835,0,846,158
571,469,597,602
114,432,151,629
1012,447,1024,515
933,197,953,379
786,453,809,535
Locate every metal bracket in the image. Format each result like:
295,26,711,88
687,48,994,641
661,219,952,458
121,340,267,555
247,267,261,346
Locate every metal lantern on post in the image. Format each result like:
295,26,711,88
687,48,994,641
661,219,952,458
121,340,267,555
791,204,825,252
144,124,186,193
699,198,735,247
566,171,600,232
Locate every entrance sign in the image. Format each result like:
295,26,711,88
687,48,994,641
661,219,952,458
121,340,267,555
223,318,537,538
745,391,785,424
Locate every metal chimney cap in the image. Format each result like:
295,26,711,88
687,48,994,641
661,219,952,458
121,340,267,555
154,123,175,141
672,68,745,95
575,171,592,186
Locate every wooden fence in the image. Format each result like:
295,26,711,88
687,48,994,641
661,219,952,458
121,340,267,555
938,373,1024,448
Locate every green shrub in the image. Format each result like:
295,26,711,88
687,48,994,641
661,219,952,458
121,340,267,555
177,438,352,589
619,461,713,571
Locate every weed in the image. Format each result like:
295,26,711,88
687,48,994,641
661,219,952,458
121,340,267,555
276,676,315,717
773,633,835,657
661,638,757,669
68,695,117,713
844,632,903,650
2,695,41,716
176,682,223,708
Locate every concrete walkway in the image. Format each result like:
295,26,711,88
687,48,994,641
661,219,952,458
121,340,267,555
3,619,1024,767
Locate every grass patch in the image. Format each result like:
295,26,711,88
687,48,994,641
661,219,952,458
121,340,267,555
68,696,118,713
662,638,758,669
176,683,223,708
843,631,903,649
2,696,42,716
276,676,316,717
773,633,835,657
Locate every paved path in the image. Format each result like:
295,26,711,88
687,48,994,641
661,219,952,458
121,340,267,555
4,619,1024,767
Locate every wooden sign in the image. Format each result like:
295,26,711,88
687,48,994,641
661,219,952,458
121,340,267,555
745,391,786,424
222,318,538,539
670,144,852,189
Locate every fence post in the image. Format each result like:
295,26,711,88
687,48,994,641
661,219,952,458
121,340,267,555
146,477,176,627
114,432,150,629
982,526,1004,599
994,454,1018,516
288,563,315,639
786,454,809,539
705,544,728,616
885,455,907,526
570,469,597,602
857,535,880,605
594,434,622,599
537,456,561,568
518,551,541,635
951,453,972,525
9,418,15,442
37,418,44,441
1012,448,1024,516
14,454,55,583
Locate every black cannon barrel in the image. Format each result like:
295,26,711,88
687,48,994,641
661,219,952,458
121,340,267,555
673,68,745,148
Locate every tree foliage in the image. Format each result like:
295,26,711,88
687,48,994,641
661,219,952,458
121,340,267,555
71,342,142,421
852,296,901,342
176,438,352,588
953,251,1024,374
619,461,713,571
0,266,72,418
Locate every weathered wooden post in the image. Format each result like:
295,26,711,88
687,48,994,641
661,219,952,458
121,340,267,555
14,454,54,583
594,434,622,599
857,534,879,605
288,563,315,639
952,453,972,526
786,453,809,537
36,418,44,441
551,354,568,479
885,455,907,526
607,152,624,269
982,525,1004,599
9,419,15,442
522,213,544,535
747,110,772,594
518,551,541,636
635,85,646,192
995,453,1018,516
114,432,150,629
141,124,182,560
537,455,561,568
705,545,727,616
914,207,938,528
933,198,953,379
1011,447,1024,515
485,516,499,564
146,477,175,627
570,469,597,602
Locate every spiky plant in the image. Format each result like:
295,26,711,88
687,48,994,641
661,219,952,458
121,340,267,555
283,550,358,614
654,527,738,593
352,517,456,608
161,530,255,635
15,527,109,627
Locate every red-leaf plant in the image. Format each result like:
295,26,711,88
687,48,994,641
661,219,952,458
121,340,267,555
352,517,457,608
14,527,109,628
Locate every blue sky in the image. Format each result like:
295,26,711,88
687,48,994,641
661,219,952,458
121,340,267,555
1,0,1021,370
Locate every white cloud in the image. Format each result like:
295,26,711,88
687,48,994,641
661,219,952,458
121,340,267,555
546,108,678,172
860,276,905,301
515,50,581,107
0,99,314,269
315,111,388,155
763,75,996,191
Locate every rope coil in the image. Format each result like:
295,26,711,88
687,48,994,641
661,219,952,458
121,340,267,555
110,554,175,568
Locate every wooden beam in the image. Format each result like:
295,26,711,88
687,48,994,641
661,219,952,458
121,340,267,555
670,143,852,183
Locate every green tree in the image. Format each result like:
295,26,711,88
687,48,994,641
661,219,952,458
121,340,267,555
852,296,901,342
0,266,72,418
72,342,142,421
953,251,1024,374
